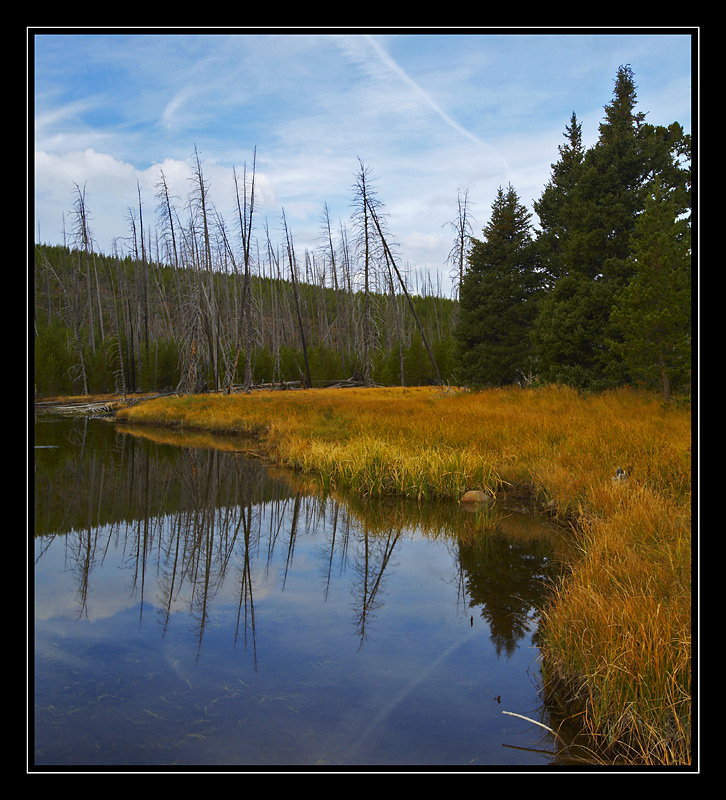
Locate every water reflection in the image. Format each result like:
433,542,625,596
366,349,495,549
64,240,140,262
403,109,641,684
33,416,566,768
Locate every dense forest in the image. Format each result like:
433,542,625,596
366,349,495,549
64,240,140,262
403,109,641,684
33,65,692,400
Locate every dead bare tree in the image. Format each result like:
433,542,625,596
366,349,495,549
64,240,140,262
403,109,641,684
136,181,152,390
155,169,181,271
233,150,257,390
70,182,104,355
281,209,312,388
320,203,351,377
190,146,221,392
351,159,377,385
365,195,443,386
445,188,474,300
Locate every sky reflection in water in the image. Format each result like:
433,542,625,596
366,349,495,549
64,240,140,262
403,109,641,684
33,416,562,769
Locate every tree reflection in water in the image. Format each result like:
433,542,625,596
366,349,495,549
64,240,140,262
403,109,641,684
34,416,566,767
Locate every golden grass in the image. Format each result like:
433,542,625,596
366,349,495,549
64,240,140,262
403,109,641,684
116,384,692,764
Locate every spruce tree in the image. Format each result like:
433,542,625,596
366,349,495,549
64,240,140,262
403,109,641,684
567,64,647,285
533,64,690,389
534,111,584,283
531,273,615,389
455,184,543,386
608,181,691,401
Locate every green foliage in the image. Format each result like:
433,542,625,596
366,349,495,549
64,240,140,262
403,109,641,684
153,339,182,390
33,321,76,396
526,64,692,393
33,65,691,401
534,111,584,282
608,182,691,400
455,184,544,387
531,274,616,390
88,337,117,395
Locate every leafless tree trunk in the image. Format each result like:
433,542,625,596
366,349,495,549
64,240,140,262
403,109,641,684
352,160,377,385
71,182,100,356
321,203,349,376
366,196,443,386
136,181,152,390
155,169,180,271
234,150,257,389
383,253,406,385
191,146,220,392
282,209,312,388
445,188,474,300
106,251,128,398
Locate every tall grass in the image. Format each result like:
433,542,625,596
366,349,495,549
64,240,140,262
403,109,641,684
117,384,692,764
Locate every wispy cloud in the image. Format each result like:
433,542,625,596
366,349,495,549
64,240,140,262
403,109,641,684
362,35,489,149
32,31,693,295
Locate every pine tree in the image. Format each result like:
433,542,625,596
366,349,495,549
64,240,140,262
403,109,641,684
567,64,647,284
534,111,584,282
532,64,691,389
455,184,543,386
608,181,691,401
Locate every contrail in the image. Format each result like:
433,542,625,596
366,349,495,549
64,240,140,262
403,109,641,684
343,630,477,763
364,35,487,148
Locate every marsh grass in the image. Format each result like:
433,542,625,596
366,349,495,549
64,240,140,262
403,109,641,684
117,384,692,765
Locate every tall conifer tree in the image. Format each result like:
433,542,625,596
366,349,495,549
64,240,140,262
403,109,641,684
455,184,543,386
608,181,691,401
567,64,647,286
534,111,584,283
533,64,690,388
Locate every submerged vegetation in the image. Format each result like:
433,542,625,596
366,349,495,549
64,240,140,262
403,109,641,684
116,383,692,765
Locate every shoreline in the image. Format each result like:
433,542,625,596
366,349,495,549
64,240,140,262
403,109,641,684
36,385,693,766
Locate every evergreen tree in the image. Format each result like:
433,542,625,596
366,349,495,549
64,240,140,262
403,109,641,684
533,64,690,389
608,181,691,401
534,111,584,283
566,64,690,289
455,184,544,386
531,273,615,389
566,64,647,285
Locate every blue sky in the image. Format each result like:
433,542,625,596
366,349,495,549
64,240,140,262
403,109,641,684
32,29,694,296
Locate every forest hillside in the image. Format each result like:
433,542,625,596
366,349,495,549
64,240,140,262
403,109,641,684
33,239,456,397
32,66,692,401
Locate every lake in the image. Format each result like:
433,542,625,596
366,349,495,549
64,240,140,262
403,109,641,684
33,413,569,770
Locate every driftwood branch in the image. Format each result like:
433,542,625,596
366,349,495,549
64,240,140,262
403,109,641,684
502,710,569,750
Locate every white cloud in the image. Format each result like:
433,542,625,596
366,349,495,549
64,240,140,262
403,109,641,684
32,31,693,296
35,149,138,245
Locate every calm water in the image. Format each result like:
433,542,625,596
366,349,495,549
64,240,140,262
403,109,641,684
33,415,566,770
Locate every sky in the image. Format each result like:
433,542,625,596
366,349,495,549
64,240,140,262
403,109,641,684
31,28,695,297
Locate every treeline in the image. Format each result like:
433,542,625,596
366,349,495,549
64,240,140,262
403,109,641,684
34,242,456,396
33,65,692,401
455,65,692,400
33,155,457,396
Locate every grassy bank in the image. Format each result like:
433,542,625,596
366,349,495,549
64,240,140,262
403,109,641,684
115,384,692,765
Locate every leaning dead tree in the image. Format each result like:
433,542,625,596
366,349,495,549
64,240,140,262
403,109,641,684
364,195,443,386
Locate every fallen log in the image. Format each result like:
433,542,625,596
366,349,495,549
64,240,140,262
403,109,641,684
34,391,180,416
34,400,117,417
